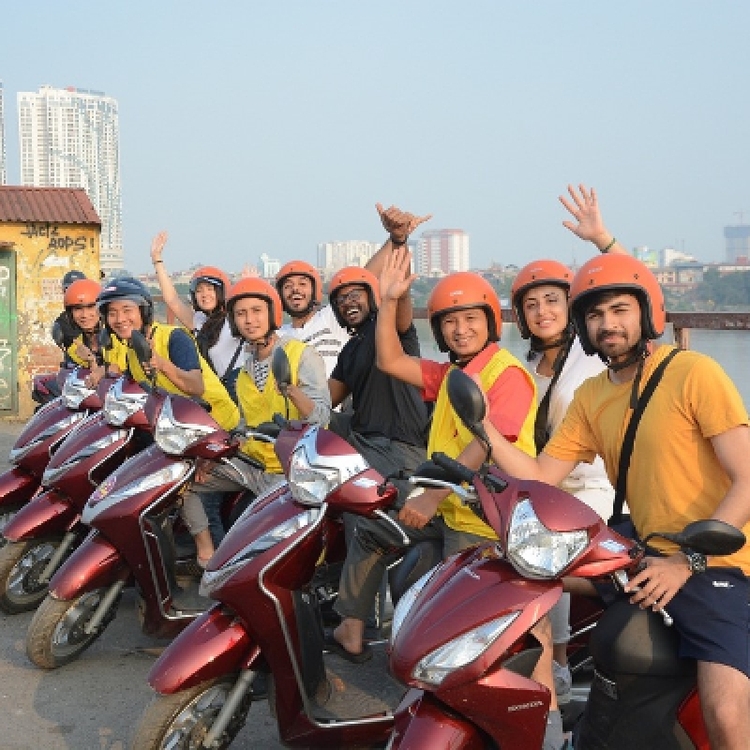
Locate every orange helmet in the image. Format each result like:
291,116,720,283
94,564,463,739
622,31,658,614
64,279,101,308
511,260,574,339
189,266,231,311
327,267,381,329
570,254,666,355
226,277,283,337
275,261,323,307
427,272,502,352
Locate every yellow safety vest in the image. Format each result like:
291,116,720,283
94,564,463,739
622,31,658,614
236,338,306,474
430,347,537,538
67,333,129,372
127,324,239,432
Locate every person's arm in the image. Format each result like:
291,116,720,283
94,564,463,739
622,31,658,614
328,378,350,409
375,246,423,387
485,417,575,485
150,231,195,328
625,424,750,612
149,328,204,396
559,184,628,255
366,204,432,334
284,346,331,425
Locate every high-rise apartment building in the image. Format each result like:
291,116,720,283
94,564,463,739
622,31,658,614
18,85,123,272
724,224,750,263
0,81,7,185
416,229,469,276
317,240,382,278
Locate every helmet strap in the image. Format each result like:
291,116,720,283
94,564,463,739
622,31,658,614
604,338,649,374
527,324,574,360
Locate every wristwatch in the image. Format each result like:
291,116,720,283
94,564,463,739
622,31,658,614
683,549,707,575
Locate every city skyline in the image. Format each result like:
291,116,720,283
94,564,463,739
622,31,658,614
17,85,122,272
2,3,750,277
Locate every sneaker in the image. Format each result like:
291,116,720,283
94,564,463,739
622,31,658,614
553,660,572,705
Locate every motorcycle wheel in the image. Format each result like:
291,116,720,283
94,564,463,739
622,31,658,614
131,676,253,750
26,587,117,669
0,539,60,614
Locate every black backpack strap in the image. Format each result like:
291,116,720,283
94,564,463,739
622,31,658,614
220,340,245,385
534,340,572,453
610,348,680,524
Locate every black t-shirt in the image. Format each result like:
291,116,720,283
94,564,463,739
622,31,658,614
54,311,81,350
331,316,429,447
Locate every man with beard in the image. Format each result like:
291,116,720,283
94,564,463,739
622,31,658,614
326,205,432,498
275,204,432,379
482,252,750,750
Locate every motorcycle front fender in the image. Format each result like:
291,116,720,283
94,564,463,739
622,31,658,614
47,533,127,600
0,467,39,509
149,606,256,694
2,489,78,542
389,689,485,750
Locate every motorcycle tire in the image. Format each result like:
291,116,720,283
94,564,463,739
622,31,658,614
131,676,253,750
0,539,60,614
26,587,118,669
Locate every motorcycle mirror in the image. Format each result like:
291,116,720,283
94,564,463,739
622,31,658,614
658,519,746,556
98,328,113,351
271,347,292,388
129,330,153,366
446,369,491,454
51,320,65,350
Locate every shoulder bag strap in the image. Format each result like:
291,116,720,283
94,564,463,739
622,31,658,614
610,348,680,524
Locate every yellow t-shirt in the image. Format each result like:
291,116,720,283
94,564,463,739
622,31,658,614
545,344,750,572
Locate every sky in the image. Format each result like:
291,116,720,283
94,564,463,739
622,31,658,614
2,1,750,275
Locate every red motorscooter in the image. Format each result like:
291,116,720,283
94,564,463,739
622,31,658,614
131,407,447,750
0,366,101,534
386,369,746,749
0,374,147,613
24,385,259,670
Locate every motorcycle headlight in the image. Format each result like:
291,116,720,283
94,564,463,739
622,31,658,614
9,411,86,463
103,380,148,426
154,398,215,455
506,498,588,579
199,508,319,596
412,612,521,688
42,429,128,486
390,567,439,642
288,447,341,505
84,461,191,521
61,371,96,409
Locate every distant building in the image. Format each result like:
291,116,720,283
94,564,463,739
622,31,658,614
633,246,659,267
724,224,750,264
0,81,6,185
317,240,382,278
18,85,123,273
259,253,281,279
661,247,698,267
415,229,469,276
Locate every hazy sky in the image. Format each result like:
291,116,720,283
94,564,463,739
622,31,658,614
3,1,749,274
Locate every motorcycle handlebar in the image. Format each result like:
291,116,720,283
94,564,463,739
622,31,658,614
431,452,476,485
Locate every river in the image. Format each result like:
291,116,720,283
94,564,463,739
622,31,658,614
413,320,750,409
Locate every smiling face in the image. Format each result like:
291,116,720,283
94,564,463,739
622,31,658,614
70,303,99,333
522,283,569,344
280,274,314,316
194,281,219,313
106,299,144,341
584,292,643,364
232,295,271,343
438,307,489,360
333,284,370,328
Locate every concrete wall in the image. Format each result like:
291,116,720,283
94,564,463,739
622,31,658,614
0,219,100,417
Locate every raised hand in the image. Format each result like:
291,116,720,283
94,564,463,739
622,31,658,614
376,203,433,243
150,231,169,264
380,245,417,302
559,184,612,247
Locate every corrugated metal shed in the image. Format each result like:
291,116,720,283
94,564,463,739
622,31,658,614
0,186,101,225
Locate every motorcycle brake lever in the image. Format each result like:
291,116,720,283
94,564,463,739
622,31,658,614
612,570,674,627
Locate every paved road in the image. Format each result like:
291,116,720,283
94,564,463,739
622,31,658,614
0,419,284,750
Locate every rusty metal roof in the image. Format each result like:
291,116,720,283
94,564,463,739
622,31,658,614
0,186,101,225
